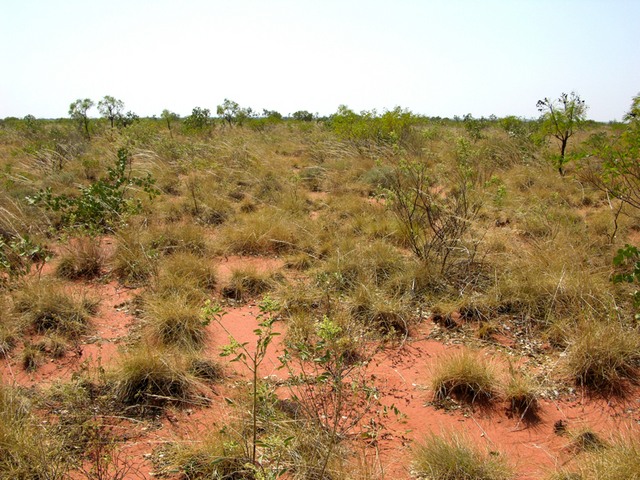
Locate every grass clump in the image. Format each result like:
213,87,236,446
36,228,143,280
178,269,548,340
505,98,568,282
21,341,46,372
152,252,216,301
563,321,640,393
0,385,68,479
430,349,498,403
412,430,514,480
350,285,411,336
13,279,98,338
111,229,156,286
163,430,251,479
55,235,104,279
111,346,197,408
187,356,225,382
152,223,208,256
574,433,640,480
0,322,19,357
143,294,208,350
221,265,282,302
503,366,541,419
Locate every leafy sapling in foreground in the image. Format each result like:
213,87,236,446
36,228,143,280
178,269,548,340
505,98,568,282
280,316,400,479
201,296,282,471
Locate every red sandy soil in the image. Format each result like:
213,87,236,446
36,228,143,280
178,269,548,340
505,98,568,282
3,255,640,479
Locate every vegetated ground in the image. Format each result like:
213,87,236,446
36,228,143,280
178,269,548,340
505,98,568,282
1,109,640,480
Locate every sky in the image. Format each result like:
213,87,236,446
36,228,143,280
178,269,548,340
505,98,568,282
1,0,639,122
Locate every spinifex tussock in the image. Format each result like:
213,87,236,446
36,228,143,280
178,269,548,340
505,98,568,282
430,349,498,404
112,346,199,408
563,321,640,392
412,429,514,480
143,293,208,350
55,235,105,279
13,278,98,338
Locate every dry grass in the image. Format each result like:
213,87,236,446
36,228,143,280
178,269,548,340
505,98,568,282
503,363,541,418
563,321,640,392
412,430,514,480
0,385,69,478
430,349,498,403
143,293,208,350
111,346,199,408
55,235,104,279
152,251,216,301
221,265,282,302
13,279,98,338
110,228,157,286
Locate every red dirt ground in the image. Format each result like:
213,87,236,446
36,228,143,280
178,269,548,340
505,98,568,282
3,255,640,479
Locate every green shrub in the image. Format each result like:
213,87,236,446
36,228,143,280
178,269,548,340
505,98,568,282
28,148,159,231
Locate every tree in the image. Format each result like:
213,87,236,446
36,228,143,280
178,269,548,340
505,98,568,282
161,109,180,138
292,110,314,122
97,96,124,128
216,99,254,127
69,98,94,139
183,107,210,131
116,111,139,128
537,92,587,176
217,99,239,127
262,109,282,120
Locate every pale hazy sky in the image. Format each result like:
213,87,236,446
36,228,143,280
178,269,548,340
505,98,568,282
1,0,639,121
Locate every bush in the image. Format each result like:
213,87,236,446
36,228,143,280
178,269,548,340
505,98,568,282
28,148,159,231
412,430,514,480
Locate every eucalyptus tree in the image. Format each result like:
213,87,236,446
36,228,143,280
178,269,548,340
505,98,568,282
97,96,124,128
537,92,587,176
69,98,94,139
